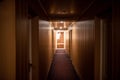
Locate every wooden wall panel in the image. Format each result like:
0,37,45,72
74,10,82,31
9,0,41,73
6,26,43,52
53,31,57,51
69,30,72,57
71,21,94,80
16,0,29,80
112,0,120,80
39,20,53,80
0,0,16,79
94,14,112,80
94,17,101,80
31,17,39,80
65,31,70,54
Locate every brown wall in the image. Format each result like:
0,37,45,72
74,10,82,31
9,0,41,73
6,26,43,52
16,0,29,79
94,6,112,80
112,1,120,80
0,0,16,80
71,21,94,80
65,31,70,53
94,17,101,80
52,30,55,53
69,30,72,57
53,31,56,51
31,17,39,80
39,20,53,80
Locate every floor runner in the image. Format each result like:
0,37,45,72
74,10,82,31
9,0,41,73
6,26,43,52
48,50,80,80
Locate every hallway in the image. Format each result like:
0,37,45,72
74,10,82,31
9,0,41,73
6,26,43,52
0,0,120,80
48,50,80,80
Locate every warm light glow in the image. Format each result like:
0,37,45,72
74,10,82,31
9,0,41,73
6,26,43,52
60,21,63,23
60,27,62,29
50,27,54,30
56,32,60,39
50,21,75,30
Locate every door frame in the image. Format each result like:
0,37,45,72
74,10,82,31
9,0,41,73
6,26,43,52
54,30,67,49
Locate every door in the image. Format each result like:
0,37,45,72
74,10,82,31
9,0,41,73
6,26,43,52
56,31,65,49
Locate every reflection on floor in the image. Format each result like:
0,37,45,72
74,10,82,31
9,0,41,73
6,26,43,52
48,50,80,80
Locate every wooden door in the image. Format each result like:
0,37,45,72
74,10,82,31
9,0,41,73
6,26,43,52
56,32,65,49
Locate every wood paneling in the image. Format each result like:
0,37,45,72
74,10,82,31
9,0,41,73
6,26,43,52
94,17,101,80
94,16,112,80
31,17,39,80
71,21,94,80
16,0,29,80
0,0,16,79
66,31,69,54
69,30,72,56
39,20,53,80
112,0,120,80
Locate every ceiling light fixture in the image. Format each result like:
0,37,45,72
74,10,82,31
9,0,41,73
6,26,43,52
60,21,63,23
60,27,62,29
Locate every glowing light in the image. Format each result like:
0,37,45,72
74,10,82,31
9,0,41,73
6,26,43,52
56,32,60,39
60,27,62,29
50,27,54,30
60,21,63,23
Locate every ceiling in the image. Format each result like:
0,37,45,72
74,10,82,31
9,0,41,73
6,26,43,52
51,21,74,30
29,0,112,21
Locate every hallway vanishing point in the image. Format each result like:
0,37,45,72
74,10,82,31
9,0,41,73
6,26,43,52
0,0,120,80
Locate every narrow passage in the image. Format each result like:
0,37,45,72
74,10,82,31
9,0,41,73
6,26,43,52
48,50,80,80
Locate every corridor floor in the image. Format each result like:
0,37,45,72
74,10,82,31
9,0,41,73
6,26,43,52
48,50,80,80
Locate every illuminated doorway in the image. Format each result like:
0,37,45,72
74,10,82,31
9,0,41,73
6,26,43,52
56,31,65,49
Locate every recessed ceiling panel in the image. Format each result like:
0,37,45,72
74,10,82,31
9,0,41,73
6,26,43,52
30,0,112,20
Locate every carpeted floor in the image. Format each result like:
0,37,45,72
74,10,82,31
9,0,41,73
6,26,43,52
47,50,80,80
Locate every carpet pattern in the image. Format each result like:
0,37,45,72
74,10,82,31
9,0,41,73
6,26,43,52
47,50,80,80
